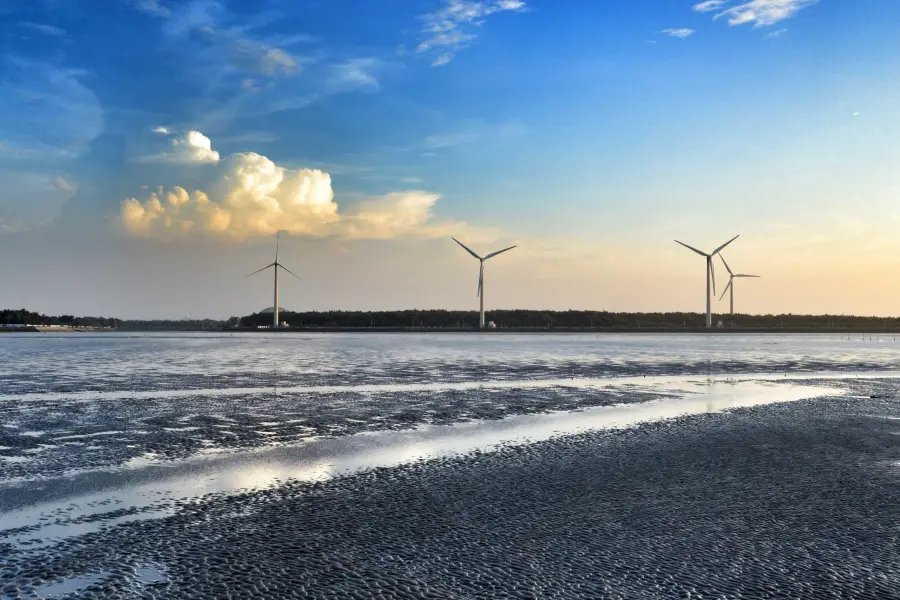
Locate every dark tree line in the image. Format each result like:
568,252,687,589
6,308,900,332
0,309,117,328
0,309,225,330
230,309,900,331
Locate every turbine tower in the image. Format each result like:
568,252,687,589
245,231,301,329
719,253,760,316
453,238,516,329
674,235,739,328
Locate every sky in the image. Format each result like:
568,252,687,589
2,0,900,319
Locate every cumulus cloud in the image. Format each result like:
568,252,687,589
417,0,527,66
120,132,464,241
134,130,220,164
662,28,696,38
696,0,819,27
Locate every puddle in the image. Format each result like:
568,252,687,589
0,378,840,550
32,572,107,598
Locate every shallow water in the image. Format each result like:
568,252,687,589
1,331,898,395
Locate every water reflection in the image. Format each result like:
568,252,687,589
0,378,839,550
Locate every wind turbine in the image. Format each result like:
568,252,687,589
674,235,739,328
245,231,301,329
453,238,516,329
719,253,760,316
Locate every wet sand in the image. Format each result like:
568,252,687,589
2,378,900,598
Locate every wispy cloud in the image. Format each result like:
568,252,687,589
662,28,695,38
52,176,78,192
328,58,383,91
19,22,66,37
131,0,173,18
767,27,788,38
423,121,525,150
423,130,483,149
695,0,820,27
693,0,728,12
417,0,527,66
131,0,300,77
0,58,103,162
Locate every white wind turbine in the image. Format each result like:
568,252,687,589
674,235,740,328
719,253,760,316
245,231,301,329
453,238,517,329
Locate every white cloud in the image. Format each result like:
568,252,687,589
19,22,66,37
418,0,527,66
328,58,382,91
121,133,467,241
152,126,170,134
230,38,298,75
51,176,77,192
693,0,728,12
132,0,173,18
767,27,788,38
402,177,423,184
699,0,820,27
662,28,696,38
432,54,453,67
135,130,220,164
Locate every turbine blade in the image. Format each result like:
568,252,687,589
675,240,708,257
275,230,280,262
719,279,732,301
719,253,734,276
477,263,484,297
710,257,716,297
736,274,761,278
484,245,517,260
244,262,275,278
711,234,740,256
453,237,482,260
278,263,302,280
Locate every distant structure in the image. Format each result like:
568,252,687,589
719,253,760,316
453,238,517,329
674,235,739,329
245,231,301,329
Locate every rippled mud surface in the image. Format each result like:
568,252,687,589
2,333,900,598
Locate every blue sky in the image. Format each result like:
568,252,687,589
2,0,900,318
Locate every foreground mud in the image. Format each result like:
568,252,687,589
2,379,899,599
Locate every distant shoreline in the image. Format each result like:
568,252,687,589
4,327,896,336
